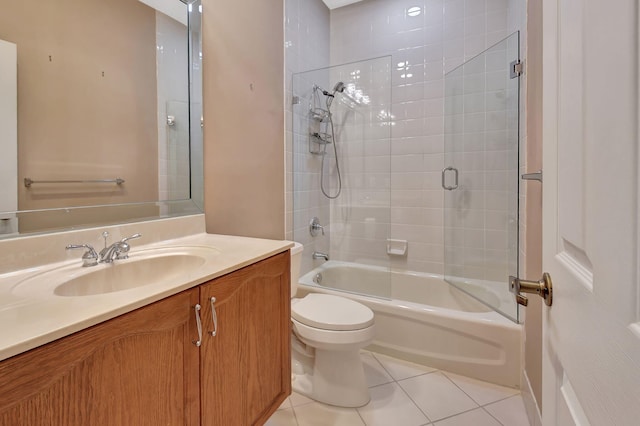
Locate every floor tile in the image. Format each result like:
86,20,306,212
294,401,365,426
399,372,479,421
521,387,542,426
357,382,430,426
265,408,298,426
433,408,501,426
268,351,527,426
361,351,394,387
372,352,437,381
484,395,531,426
278,397,293,410
443,371,520,406
290,391,314,408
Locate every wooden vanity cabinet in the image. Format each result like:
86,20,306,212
200,251,291,425
0,251,291,426
0,288,201,426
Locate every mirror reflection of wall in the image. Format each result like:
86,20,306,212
188,0,204,212
0,39,17,236
156,11,190,202
0,0,193,234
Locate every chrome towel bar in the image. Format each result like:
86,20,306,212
24,178,125,187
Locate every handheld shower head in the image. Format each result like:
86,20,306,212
332,81,346,94
320,82,347,98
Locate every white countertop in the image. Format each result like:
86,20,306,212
0,232,293,361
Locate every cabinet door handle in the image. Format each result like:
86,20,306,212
193,304,202,347
209,297,218,337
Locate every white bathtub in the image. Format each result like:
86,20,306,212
298,261,522,388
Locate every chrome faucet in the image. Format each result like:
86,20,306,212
99,233,142,263
99,241,127,263
312,251,329,261
67,232,142,266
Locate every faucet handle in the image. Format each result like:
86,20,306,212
115,233,141,260
309,217,325,236
66,244,99,267
120,233,142,243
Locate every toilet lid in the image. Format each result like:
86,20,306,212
292,294,374,331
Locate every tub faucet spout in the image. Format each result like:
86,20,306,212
312,251,329,261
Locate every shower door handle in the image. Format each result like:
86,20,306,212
441,167,459,190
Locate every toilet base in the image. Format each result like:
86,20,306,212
292,347,370,408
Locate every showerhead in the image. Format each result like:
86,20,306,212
332,81,346,94
320,82,346,98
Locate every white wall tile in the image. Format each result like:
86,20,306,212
287,0,521,282
444,0,465,23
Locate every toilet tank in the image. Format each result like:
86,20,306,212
290,242,304,297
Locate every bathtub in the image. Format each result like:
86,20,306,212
297,261,522,388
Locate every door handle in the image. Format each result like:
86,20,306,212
193,304,203,347
509,273,553,306
442,167,459,190
209,297,218,337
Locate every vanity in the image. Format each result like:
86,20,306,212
0,0,292,423
0,215,292,425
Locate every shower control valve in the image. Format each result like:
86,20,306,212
309,217,325,237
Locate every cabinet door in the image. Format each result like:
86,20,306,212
0,289,200,426
200,252,291,425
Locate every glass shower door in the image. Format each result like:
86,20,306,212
443,32,520,322
291,57,393,299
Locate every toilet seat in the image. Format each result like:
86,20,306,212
292,294,374,331
292,317,375,352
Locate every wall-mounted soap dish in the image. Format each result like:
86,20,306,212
386,239,408,256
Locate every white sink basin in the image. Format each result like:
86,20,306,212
12,246,219,298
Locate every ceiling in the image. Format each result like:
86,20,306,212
322,0,364,9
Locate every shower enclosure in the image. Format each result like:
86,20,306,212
292,56,393,296
292,33,522,323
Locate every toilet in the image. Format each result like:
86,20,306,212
289,242,375,408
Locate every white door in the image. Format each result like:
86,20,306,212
542,0,640,424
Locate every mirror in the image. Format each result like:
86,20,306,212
0,0,203,239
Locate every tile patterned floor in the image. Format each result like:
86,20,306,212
266,351,530,426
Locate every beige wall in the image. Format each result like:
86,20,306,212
201,0,285,240
525,0,543,411
0,0,158,214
